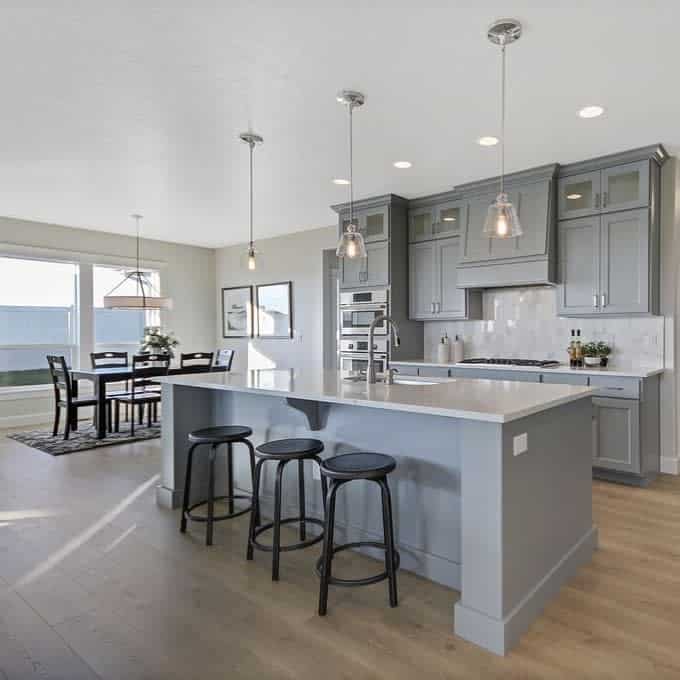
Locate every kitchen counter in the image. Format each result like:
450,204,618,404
158,368,596,656
158,368,594,423
392,359,664,379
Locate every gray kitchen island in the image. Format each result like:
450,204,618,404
157,369,597,655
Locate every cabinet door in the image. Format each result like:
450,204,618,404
599,209,649,314
409,207,434,242
364,241,389,287
409,241,436,319
339,253,365,289
461,192,495,262
602,161,649,213
592,397,641,474
360,206,389,242
558,171,601,219
557,216,600,316
433,200,466,240
435,237,466,319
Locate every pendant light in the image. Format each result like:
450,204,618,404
483,19,523,239
335,90,367,259
103,214,172,310
239,131,263,271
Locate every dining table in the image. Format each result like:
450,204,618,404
70,365,227,439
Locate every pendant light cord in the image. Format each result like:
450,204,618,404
348,102,354,226
249,140,254,249
500,42,506,196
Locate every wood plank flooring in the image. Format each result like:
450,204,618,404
1,427,679,679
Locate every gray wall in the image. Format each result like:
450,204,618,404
214,225,337,372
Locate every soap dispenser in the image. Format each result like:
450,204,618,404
452,334,464,364
437,330,451,364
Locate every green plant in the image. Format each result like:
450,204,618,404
582,342,600,358
596,342,612,357
140,326,179,358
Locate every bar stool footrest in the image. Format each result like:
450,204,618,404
251,516,324,553
185,495,253,522
315,541,400,587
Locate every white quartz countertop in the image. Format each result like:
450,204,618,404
159,369,594,424
391,359,664,379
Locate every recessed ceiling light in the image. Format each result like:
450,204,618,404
578,105,605,119
442,217,457,222
332,178,350,185
566,193,583,200
393,161,412,169
478,136,499,146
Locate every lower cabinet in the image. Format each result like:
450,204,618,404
592,397,640,474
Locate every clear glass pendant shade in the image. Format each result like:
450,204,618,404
241,244,261,272
336,223,367,258
483,193,522,239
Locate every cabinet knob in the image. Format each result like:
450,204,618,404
593,293,599,308
601,293,607,308
594,193,601,209
602,192,608,208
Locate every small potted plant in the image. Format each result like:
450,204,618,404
582,342,601,367
140,326,180,359
596,341,612,368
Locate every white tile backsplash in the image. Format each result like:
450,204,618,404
424,287,664,368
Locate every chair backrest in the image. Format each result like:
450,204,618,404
214,349,234,371
180,352,214,371
90,351,128,369
46,355,72,404
131,353,170,394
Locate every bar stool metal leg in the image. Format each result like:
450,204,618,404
272,459,287,581
246,458,265,561
227,442,235,515
206,443,217,546
379,476,398,608
180,443,200,533
318,480,341,616
245,439,259,527
298,459,306,541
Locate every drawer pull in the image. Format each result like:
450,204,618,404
602,386,624,391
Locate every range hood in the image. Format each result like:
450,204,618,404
455,164,558,288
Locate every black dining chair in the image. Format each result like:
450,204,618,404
180,352,214,373
113,353,170,435
91,351,130,427
47,355,100,440
214,349,235,371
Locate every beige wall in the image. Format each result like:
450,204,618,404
215,225,336,373
0,216,216,426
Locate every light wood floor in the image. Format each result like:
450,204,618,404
1,429,679,680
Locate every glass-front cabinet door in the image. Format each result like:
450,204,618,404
361,207,389,242
433,201,466,239
601,161,649,213
558,171,601,220
408,207,434,242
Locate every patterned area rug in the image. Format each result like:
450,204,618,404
7,423,161,456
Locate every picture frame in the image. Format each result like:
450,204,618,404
221,286,253,338
255,281,293,338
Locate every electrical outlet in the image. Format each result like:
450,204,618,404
513,433,528,456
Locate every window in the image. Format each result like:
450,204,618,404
93,265,160,353
0,256,78,387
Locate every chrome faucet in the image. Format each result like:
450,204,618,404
367,314,400,385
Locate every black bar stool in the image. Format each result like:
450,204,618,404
180,425,257,546
247,438,327,581
316,452,400,616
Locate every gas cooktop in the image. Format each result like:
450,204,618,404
459,358,561,368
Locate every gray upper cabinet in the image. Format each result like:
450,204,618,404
363,241,389,287
362,206,389,242
408,207,435,243
558,216,600,315
408,236,480,320
339,250,364,289
558,160,649,220
592,397,641,474
408,199,466,243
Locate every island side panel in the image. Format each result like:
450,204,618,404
211,388,465,589
455,396,597,655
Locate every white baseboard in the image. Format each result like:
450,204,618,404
660,457,680,475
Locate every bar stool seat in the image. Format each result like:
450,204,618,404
188,425,253,444
180,425,256,546
247,438,327,581
316,452,400,615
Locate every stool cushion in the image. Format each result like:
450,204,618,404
321,452,396,480
188,425,253,444
256,437,324,459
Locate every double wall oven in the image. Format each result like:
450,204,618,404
338,289,390,379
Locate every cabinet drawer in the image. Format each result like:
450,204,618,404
418,366,451,378
589,375,640,399
541,373,589,386
392,363,419,377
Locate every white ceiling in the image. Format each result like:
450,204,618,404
0,2,678,248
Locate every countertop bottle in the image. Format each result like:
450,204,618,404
437,331,450,364
452,334,464,364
